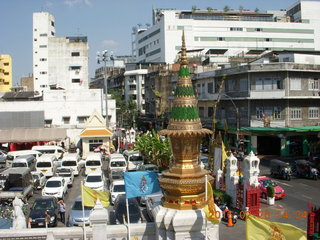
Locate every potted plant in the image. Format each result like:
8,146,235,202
266,185,275,205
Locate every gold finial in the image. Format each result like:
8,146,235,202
180,30,188,66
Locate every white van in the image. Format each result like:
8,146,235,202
31,145,65,159
35,154,58,177
108,153,127,172
61,153,81,176
6,150,42,168
85,152,102,175
123,150,144,171
12,155,36,171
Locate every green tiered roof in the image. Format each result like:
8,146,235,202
170,106,199,121
175,86,195,97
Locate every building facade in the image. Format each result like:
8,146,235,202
33,12,88,92
133,1,320,66
194,51,320,156
0,54,12,92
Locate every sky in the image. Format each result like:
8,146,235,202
1,0,299,85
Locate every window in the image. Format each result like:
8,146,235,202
39,45,47,48
218,37,225,41
208,82,213,94
255,79,263,90
62,117,70,124
129,85,136,90
228,80,235,91
3,63,9,66
308,78,319,90
72,79,80,83
309,107,319,119
70,66,81,70
255,77,282,90
266,38,272,42
290,108,302,120
40,33,47,37
34,38,37,41
256,107,263,119
290,78,301,90
71,52,80,57
256,28,262,31
199,107,204,118
208,107,213,118
44,119,52,126
264,78,272,90
77,116,88,123
40,58,47,61
240,78,247,91
40,71,47,74
51,31,55,36
4,72,9,75
51,21,54,27
273,107,281,120
230,27,243,31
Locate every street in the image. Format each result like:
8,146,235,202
26,155,319,239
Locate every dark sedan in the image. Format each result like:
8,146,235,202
28,197,58,228
114,195,142,224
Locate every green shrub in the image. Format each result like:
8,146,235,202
211,189,232,206
267,185,275,198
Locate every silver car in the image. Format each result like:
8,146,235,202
67,196,93,227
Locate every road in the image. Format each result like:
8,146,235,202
27,155,319,239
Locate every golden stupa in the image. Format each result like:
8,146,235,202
159,31,212,210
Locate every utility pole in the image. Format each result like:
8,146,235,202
97,50,109,128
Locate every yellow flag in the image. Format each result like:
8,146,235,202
82,185,110,208
204,181,220,224
246,214,306,240
221,140,228,171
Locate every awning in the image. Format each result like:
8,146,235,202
0,128,67,143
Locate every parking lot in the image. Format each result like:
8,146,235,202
27,158,152,227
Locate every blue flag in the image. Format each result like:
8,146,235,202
124,171,161,199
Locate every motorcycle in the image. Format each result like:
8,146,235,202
219,203,238,224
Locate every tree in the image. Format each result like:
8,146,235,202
255,8,259,13
132,129,172,168
207,7,213,12
239,5,244,12
192,5,197,11
223,5,230,12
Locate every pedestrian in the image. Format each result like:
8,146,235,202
44,210,51,228
58,200,66,224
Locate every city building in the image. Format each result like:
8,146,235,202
20,73,34,92
33,12,88,92
0,54,12,92
133,1,320,66
193,50,320,156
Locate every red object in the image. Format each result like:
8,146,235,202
258,176,286,200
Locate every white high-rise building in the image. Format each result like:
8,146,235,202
133,0,320,65
33,12,88,93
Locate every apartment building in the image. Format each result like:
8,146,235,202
194,51,320,156
0,54,12,92
33,12,88,92
133,1,320,66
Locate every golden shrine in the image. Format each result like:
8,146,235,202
159,31,212,210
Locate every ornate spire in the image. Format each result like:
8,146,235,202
158,32,212,210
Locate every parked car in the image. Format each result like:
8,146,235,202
258,176,286,199
84,152,102,175
108,170,125,185
61,153,81,176
32,146,65,159
293,160,318,180
28,196,58,228
110,180,125,205
114,195,142,224
67,196,93,227
6,150,42,168
123,150,144,171
146,193,164,221
270,159,292,180
139,189,163,206
108,154,127,172
31,171,47,190
84,172,106,191
139,164,159,173
0,150,7,168
42,176,68,200
55,167,74,187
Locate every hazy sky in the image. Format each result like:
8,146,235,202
1,0,299,85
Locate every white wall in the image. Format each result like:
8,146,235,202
0,89,116,143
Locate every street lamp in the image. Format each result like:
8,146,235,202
222,94,240,149
97,50,109,128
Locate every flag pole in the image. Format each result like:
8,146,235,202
126,198,131,240
205,174,208,240
81,181,87,240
